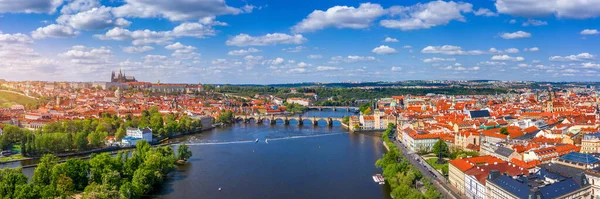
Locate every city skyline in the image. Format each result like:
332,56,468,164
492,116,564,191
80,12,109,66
1,0,600,84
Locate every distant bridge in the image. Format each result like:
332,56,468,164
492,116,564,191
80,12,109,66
235,115,344,126
307,106,358,112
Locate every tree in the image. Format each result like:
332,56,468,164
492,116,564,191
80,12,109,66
88,131,106,148
499,127,509,135
55,174,74,198
432,140,449,158
116,125,127,141
177,144,192,161
119,182,137,199
217,110,234,124
342,116,350,125
75,132,88,151
0,167,28,198
33,154,59,186
82,183,120,199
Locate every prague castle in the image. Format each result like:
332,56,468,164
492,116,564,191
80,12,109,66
110,69,137,83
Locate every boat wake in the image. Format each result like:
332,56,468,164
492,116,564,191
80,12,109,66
176,132,345,146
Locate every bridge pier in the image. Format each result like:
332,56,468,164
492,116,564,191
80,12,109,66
284,118,290,125
298,118,304,126
312,117,319,126
327,118,333,127
256,118,263,124
270,119,276,125
333,107,336,111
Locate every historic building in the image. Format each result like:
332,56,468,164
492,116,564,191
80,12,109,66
111,69,137,83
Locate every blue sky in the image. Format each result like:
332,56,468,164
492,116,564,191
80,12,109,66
0,0,599,84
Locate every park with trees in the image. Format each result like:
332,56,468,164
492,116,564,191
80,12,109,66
0,140,192,198
0,106,203,158
375,124,441,199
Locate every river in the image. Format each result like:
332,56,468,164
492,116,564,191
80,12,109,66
149,110,392,199
1,110,392,198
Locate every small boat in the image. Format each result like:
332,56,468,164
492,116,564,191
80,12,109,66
265,139,269,144
218,187,222,191
255,139,259,143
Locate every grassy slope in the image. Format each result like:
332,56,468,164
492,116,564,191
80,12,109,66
0,91,38,108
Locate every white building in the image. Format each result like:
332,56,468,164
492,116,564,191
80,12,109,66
122,127,153,146
286,98,311,106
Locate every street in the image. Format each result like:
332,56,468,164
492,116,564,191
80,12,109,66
391,138,462,199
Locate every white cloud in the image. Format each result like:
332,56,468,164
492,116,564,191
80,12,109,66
0,32,34,44
316,66,343,71
384,37,399,42
549,53,595,62
491,55,525,61
171,21,218,38
471,66,480,70
31,24,79,39
455,66,466,71
60,0,99,14
0,0,63,14
228,48,260,56
524,47,540,52
331,55,376,63
391,66,402,71
123,45,154,53
225,33,307,46
522,19,547,26
57,6,131,30
271,57,285,65
307,54,323,59
500,31,531,39
474,8,498,16
297,62,311,67
94,27,173,45
423,57,456,63
580,29,600,35
495,0,600,19
504,48,519,53
291,3,385,33
165,42,199,59
59,45,113,66
403,45,412,49
282,46,306,53
478,61,506,66
582,62,600,68
112,0,251,21
143,54,167,62
509,19,516,24
372,45,397,54
421,45,484,55
381,1,473,31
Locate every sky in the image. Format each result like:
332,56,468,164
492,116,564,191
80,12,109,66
0,0,600,84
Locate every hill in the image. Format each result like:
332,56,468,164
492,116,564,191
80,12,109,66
0,90,38,108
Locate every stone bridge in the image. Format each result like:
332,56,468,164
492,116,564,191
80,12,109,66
236,115,344,126
307,106,358,112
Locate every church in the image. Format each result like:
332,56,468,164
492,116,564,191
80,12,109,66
111,69,137,83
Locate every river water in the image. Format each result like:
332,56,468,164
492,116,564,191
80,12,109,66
1,110,391,198
149,110,392,199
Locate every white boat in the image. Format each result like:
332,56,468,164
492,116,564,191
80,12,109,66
265,138,269,144
255,139,259,143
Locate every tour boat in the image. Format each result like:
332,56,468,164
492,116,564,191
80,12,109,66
255,139,259,143
265,138,269,144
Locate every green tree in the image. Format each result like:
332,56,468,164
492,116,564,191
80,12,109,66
432,139,449,158
116,125,127,141
55,174,74,198
75,132,88,151
82,183,120,199
33,154,59,186
217,110,234,124
119,182,137,199
342,116,350,125
177,144,192,161
0,167,28,198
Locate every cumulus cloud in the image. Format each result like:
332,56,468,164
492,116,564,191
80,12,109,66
165,42,199,59
580,29,600,35
421,45,484,55
549,53,595,62
0,0,63,14
228,48,260,56
372,45,397,54
316,66,343,71
123,45,154,53
474,8,498,16
225,33,307,46
524,47,540,52
381,1,473,31
60,0,99,14
491,55,525,61
307,54,323,59
331,55,376,63
31,24,79,39
495,0,600,19
500,31,531,39
171,19,223,38
57,6,131,30
112,0,252,21
391,66,402,71
384,37,399,42
59,45,113,66
94,27,173,45
522,19,547,26
0,32,34,44
282,46,306,53
423,57,456,63
291,3,385,33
